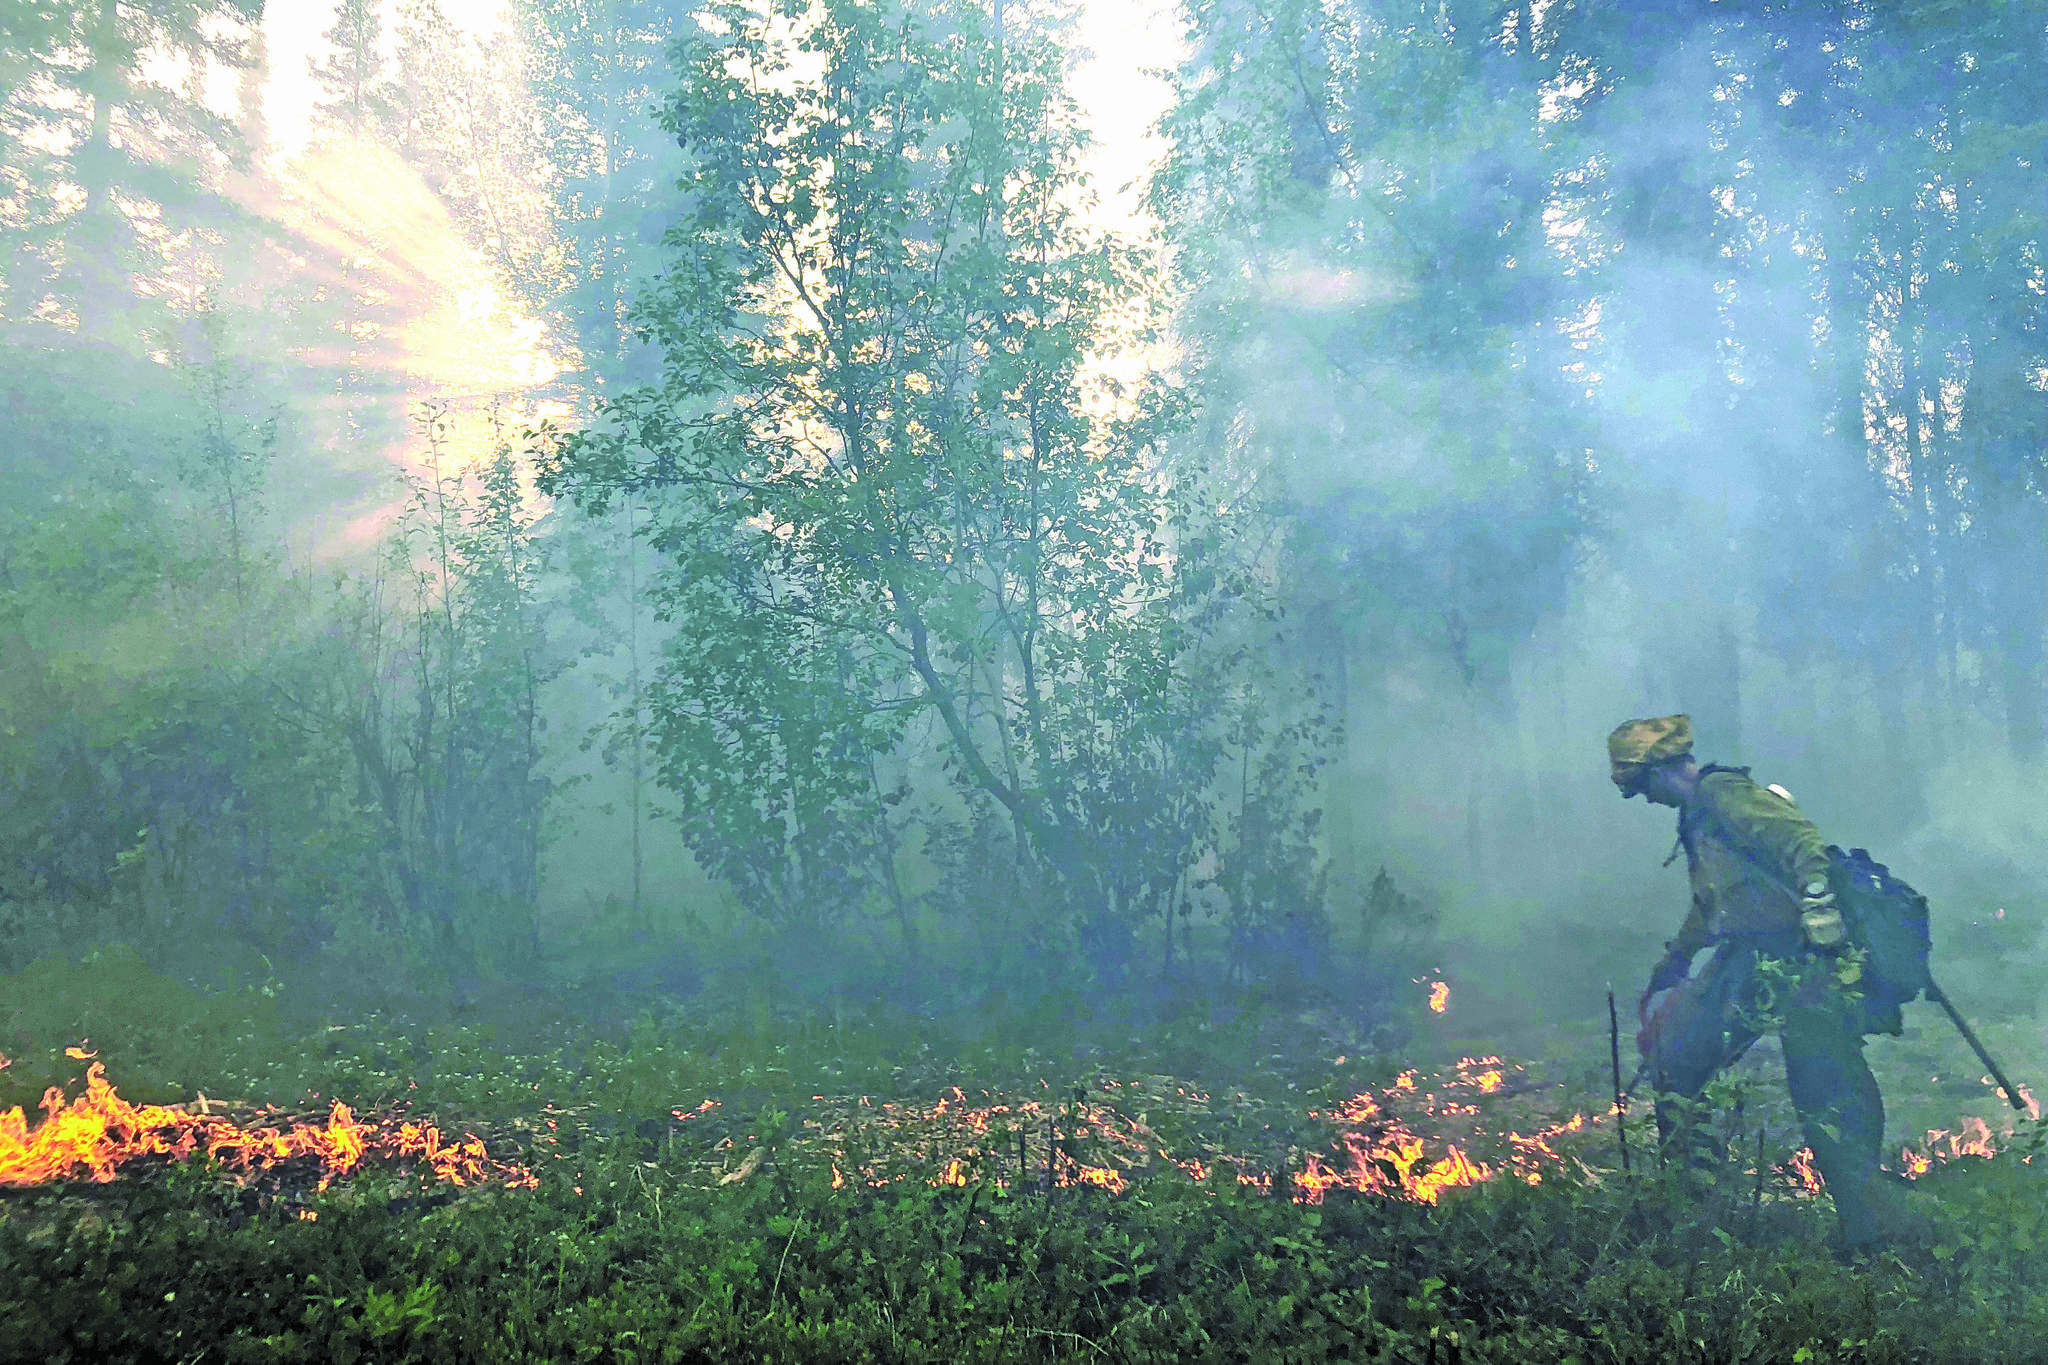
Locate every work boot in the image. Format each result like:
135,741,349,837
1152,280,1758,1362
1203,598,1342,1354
1829,1170,1881,1251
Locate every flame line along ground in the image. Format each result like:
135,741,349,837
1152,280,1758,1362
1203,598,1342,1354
1,1063,536,1192
713,1055,2036,1204
6,1056,2026,1205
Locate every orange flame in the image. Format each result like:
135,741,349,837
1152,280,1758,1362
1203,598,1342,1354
785,1050,2036,1205
803,1055,1609,1204
1301,1093,1490,1203
1784,1147,1825,1195
1,1061,535,1192
1427,981,1450,1014
1298,1134,1490,1205
1901,1115,2005,1174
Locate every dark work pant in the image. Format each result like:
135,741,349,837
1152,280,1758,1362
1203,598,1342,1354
1648,941,1885,1237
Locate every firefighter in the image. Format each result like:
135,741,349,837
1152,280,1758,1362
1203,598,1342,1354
1609,715,1889,1246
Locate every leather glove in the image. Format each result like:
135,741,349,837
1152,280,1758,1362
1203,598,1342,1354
1798,876,1846,951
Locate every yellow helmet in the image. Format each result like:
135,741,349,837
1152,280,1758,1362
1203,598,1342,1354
1607,714,1693,792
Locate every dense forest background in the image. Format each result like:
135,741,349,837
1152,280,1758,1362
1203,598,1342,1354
3,0,2044,1028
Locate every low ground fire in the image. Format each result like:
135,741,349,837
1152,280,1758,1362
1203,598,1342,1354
692,1054,2031,1204
1,1051,535,1194
4,1049,2026,1208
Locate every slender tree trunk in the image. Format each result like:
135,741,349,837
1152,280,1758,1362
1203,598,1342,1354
1898,272,1950,751
2013,507,2048,760
76,0,124,340
623,494,645,930
237,24,267,160
1307,601,1353,894
600,0,625,376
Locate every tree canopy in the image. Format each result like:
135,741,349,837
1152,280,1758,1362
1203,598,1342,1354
0,0,2042,996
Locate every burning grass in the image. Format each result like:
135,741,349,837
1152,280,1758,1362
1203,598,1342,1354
1,1050,535,1198
1898,1116,2007,1179
3,996,2046,1365
650,1063,1571,1201
668,1053,2035,1208
7,1042,2030,1219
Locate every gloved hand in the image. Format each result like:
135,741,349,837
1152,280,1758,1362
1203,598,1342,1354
1798,876,1846,951
1646,950,1691,996
1639,950,1690,1023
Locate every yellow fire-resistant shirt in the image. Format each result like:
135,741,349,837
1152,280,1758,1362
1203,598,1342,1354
1667,766,1833,958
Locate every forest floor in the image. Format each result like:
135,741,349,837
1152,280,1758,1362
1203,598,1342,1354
3,947,2045,1364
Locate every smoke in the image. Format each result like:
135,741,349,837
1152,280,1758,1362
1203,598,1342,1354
1187,5,2043,1056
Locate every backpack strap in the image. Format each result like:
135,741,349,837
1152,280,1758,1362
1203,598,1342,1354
1676,765,1796,890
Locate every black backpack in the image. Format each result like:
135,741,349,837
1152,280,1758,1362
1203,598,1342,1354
1683,771,1934,1020
1826,845,1933,1011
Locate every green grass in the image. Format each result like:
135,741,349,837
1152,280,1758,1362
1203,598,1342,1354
4,950,2046,1364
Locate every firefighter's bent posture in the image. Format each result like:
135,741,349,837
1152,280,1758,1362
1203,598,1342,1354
1610,715,1888,1246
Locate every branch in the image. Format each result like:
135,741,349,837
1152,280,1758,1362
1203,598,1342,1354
887,577,1030,818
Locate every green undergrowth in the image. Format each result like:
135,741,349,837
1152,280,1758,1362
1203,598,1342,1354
6,1142,2046,1365
0,945,1414,1124
5,950,2048,1364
